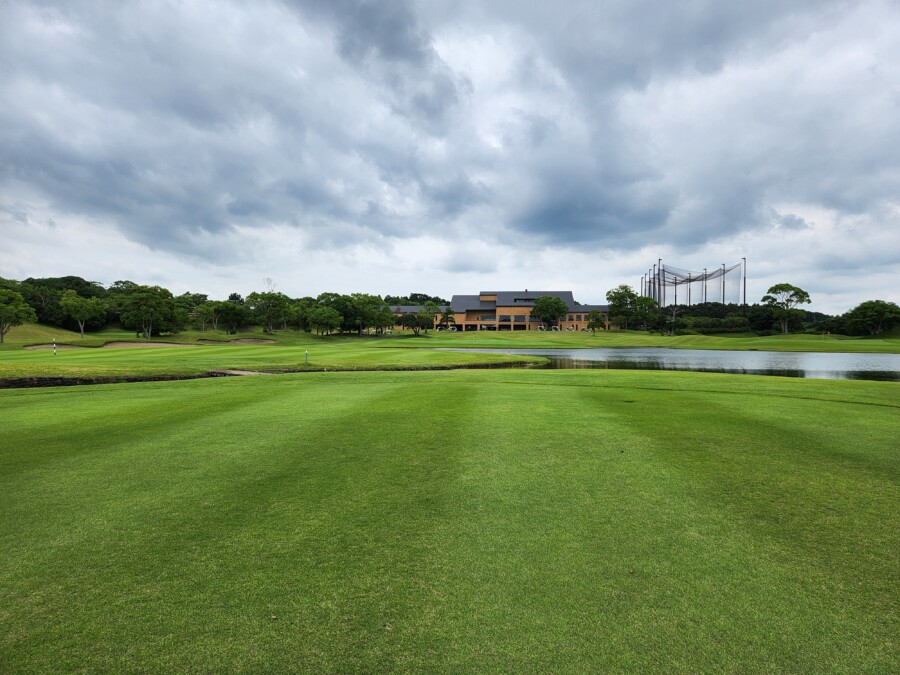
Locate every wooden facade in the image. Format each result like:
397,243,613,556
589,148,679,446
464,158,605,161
447,291,609,332
391,291,609,332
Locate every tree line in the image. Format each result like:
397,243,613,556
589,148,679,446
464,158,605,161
604,282,899,336
1,275,897,342
0,276,452,342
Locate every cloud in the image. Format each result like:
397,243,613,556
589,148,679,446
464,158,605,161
1,0,898,313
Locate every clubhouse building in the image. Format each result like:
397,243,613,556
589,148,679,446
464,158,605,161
393,290,609,331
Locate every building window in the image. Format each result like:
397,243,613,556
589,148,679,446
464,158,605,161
498,315,511,322
576,314,582,321
513,315,525,322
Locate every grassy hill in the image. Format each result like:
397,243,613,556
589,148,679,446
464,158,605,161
2,322,83,346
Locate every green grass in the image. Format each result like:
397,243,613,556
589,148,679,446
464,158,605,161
1,370,897,672
5,323,900,355
2,323,897,382
0,327,542,380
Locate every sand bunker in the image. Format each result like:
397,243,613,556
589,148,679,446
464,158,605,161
24,341,196,350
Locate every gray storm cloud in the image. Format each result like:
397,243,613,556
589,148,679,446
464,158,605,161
1,0,898,309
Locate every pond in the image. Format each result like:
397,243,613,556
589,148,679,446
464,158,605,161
444,348,900,381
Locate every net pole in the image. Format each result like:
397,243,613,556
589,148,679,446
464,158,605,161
659,259,664,307
703,268,707,304
721,263,725,304
658,259,662,306
742,257,747,308
687,274,691,306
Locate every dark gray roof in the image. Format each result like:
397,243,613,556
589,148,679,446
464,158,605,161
450,291,607,313
494,291,576,308
450,295,495,312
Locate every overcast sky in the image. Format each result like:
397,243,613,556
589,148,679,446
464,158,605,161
2,0,898,312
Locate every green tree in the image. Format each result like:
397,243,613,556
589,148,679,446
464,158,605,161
843,300,900,336
0,290,38,343
246,291,290,333
398,310,434,336
175,292,208,317
17,283,63,327
290,297,317,332
121,286,178,338
307,306,342,335
605,285,638,329
531,296,569,329
384,293,449,305
316,293,354,333
218,301,250,334
193,303,216,332
59,290,106,338
349,293,387,335
440,305,457,329
632,296,660,330
104,280,140,322
374,306,396,334
421,301,441,333
586,310,606,333
762,284,811,334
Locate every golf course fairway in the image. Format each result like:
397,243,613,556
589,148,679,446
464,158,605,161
1,369,897,671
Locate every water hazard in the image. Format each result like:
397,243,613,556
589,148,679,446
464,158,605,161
443,348,900,381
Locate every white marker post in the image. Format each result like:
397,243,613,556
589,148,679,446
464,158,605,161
305,350,308,365
53,337,56,356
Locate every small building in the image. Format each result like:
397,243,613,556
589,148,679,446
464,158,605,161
447,291,608,331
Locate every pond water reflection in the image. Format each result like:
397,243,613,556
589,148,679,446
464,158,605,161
445,348,900,381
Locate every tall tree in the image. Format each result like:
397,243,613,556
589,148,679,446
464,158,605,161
316,293,353,333
632,296,660,330
762,284,811,334
307,306,342,335
105,280,141,324
0,290,38,343
605,285,638,330
218,301,250,334
246,291,290,333
193,303,216,332
531,296,569,329
374,306,396,334
440,305,457,329
120,286,178,338
843,300,900,336
17,282,63,326
290,297,317,331
349,293,387,335
398,310,434,336
59,290,106,338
